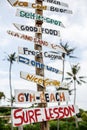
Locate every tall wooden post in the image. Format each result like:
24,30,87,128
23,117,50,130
34,0,49,130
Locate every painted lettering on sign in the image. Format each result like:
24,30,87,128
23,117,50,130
16,9,65,27
37,0,68,7
8,0,72,14
18,47,63,60
8,0,68,8
20,71,60,87
14,1,47,10
12,105,79,126
13,23,60,37
15,89,69,103
49,6,72,14
18,55,62,74
7,30,66,53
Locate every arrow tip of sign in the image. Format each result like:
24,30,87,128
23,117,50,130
7,0,13,6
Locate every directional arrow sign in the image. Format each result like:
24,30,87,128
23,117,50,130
18,55,29,64
16,9,65,28
13,23,60,37
7,30,66,53
38,0,68,8
18,46,63,60
20,71,60,87
7,0,72,14
8,0,68,8
18,55,63,74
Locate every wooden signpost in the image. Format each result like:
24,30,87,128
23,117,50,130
7,0,79,130
34,0,49,129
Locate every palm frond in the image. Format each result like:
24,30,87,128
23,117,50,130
67,72,73,77
49,51,60,54
68,80,73,84
57,87,68,91
79,79,87,84
76,80,82,85
79,76,87,79
65,77,72,80
69,55,77,58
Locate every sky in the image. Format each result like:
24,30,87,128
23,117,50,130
0,0,87,110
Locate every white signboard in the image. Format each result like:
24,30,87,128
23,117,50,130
8,0,68,8
7,30,66,53
18,55,63,74
38,0,68,7
15,89,69,103
18,47,63,60
16,9,65,28
7,0,72,14
20,71,60,87
12,105,79,126
13,23,60,37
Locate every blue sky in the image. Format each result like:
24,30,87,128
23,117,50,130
0,0,87,110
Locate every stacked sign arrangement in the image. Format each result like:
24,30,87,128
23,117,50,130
7,0,79,128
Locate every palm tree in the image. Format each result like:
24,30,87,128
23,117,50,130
0,92,5,104
65,63,86,104
7,52,17,107
57,42,76,130
65,63,87,127
0,92,5,100
60,42,76,81
7,52,17,130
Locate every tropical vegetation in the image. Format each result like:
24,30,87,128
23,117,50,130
0,107,87,130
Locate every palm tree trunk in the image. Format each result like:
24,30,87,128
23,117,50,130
74,80,78,128
9,62,13,130
62,59,65,82
74,80,76,105
57,58,65,130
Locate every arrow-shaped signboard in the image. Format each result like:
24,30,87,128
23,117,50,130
14,89,69,104
18,55,62,74
7,0,69,8
16,9,65,28
7,30,66,53
7,0,72,14
13,23,60,37
20,71,60,87
18,46,63,60
38,0,68,7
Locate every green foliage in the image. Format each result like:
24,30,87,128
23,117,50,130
49,120,57,130
0,107,11,115
79,121,87,130
0,108,87,130
23,123,40,130
81,112,87,121
0,92,5,99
